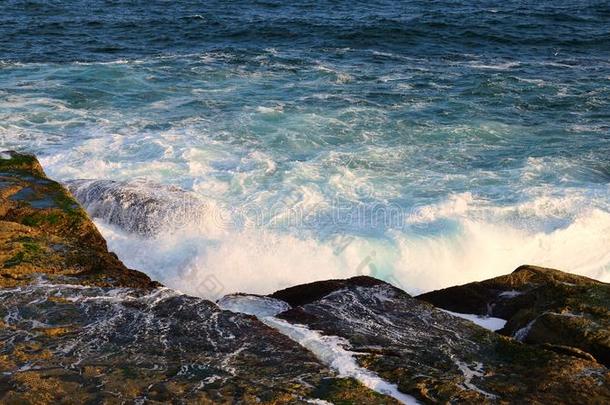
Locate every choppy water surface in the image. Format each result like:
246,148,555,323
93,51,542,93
1,0,609,297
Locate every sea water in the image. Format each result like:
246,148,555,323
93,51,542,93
1,0,609,298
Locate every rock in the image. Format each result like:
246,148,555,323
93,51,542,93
0,282,393,404
270,275,390,307
541,344,598,362
0,151,158,288
271,276,610,404
0,151,398,403
65,179,214,237
417,265,610,367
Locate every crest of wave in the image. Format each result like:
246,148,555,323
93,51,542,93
66,179,227,238
69,180,610,299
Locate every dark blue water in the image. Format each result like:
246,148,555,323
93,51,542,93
2,1,610,62
1,0,609,296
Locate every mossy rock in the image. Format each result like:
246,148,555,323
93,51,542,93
0,151,45,177
313,377,401,404
0,151,159,289
418,265,610,367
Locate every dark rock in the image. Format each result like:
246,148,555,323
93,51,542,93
270,275,392,307
0,281,391,404
541,344,598,362
272,277,610,404
417,265,610,367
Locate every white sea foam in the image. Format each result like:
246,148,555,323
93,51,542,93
498,290,523,298
392,209,610,294
218,295,419,404
2,61,608,304
440,310,507,332
94,201,610,301
217,295,290,317
52,141,609,301
264,317,420,404
256,105,284,114
468,61,520,70
29,125,607,300
454,360,496,399
514,318,538,341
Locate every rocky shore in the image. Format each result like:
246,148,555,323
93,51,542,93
1,151,609,404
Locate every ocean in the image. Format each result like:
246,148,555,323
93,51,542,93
1,0,609,298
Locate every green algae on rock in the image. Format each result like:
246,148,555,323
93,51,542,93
0,151,158,289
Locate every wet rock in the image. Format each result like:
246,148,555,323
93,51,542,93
270,275,390,307
0,152,397,403
272,277,610,404
417,265,610,366
541,344,598,362
0,281,391,404
0,151,158,288
65,178,215,237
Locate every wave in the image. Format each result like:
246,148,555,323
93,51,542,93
66,179,224,237
71,181,610,299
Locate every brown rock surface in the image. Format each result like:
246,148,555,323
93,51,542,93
271,276,610,404
0,151,158,288
418,265,610,367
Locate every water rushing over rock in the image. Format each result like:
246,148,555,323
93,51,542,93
0,152,401,403
268,277,610,403
218,292,420,404
65,179,216,237
0,280,393,403
1,152,609,404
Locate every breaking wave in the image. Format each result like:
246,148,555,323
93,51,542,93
3,0,609,301
68,180,610,299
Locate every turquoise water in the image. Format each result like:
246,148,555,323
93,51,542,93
1,1,609,296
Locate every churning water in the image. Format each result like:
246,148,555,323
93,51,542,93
1,0,609,297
